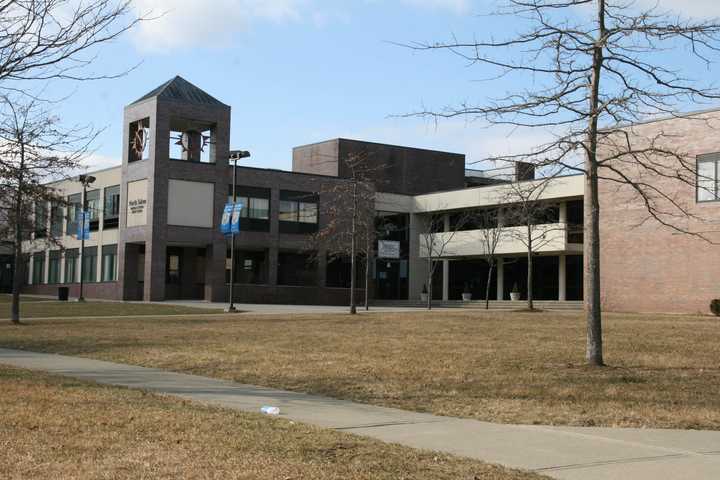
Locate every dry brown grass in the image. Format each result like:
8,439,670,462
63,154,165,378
0,366,544,480
0,297,222,318
1,310,719,429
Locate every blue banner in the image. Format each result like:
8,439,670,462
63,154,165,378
76,211,90,240
230,202,244,234
220,203,234,235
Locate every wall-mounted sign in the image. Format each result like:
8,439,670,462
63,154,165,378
378,240,401,259
126,179,148,227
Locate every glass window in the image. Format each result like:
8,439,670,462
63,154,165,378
81,246,98,283
166,248,181,284
50,203,64,237
697,156,719,202
248,197,269,220
279,200,298,221
64,249,78,283
32,253,45,284
86,189,100,231
35,202,47,238
48,251,61,284
102,245,118,282
298,202,318,224
66,193,81,235
104,185,121,228
226,249,268,284
277,251,317,286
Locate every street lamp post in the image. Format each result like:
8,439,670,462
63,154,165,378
226,150,251,313
77,174,96,302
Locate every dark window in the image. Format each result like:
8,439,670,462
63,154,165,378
566,200,584,244
697,154,720,202
104,185,121,229
81,246,97,283
64,249,78,283
449,208,499,231
48,251,61,284
66,193,81,236
102,245,118,282
34,202,47,239
326,255,364,288
227,185,271,232
166,247,182,284
279,190,319,234
226,249,268,284
50,203,64,237
86,189,100,231
32,253,45,284
277,251,317,286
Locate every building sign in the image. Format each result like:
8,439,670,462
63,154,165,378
220,203,233,235
126,179,148,227
76,211,90,240
378,240,401,259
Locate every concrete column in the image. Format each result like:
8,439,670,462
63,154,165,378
496,257,504,301
558,254,567,301
43,250,50,284
442,260,450,301
559,201,568,224
408,213,428,301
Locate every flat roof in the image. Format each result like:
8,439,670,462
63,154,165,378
292,137,465,157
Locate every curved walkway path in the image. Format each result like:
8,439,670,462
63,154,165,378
1,347,718,479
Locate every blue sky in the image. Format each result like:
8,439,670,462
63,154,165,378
48,0,720,172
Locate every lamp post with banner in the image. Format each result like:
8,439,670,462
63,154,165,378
77,174,96,302
225,150,251,313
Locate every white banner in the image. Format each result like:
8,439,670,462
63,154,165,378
378,240,401,259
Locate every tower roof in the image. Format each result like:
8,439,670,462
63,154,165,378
130,75,227,107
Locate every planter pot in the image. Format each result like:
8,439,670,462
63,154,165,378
462,293,472,302
420,293,429,302
510,292,521,301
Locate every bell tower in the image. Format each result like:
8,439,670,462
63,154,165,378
117,76,231,302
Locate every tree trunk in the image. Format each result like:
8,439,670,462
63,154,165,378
585,0,605,366
485,260,493,310
349,182,358,315
526,226,534,311
10,169,25,324
427,259,433,310
364,247,371,311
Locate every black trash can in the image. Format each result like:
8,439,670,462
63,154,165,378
58,286,69,301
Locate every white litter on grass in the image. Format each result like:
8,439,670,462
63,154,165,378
261,406,280,415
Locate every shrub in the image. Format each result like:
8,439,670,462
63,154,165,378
711,299,720,316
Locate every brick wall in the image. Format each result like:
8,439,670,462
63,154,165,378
599,111,720,314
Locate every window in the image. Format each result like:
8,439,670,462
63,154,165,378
166,247,181,284
66,193,81,236
81,246,97,283
279,191,319,234
277,251,317,286
34,202,47,239
104,185,121,229
227,186,271,232
226,249,268,284
102,245,118,282
48,251,61,284
697,154,720,202
50,203,64,237
86,189,100,231
32,253,45,284
64,249,78,283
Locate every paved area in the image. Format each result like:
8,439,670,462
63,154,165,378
156,300,441,314
1,347,718,480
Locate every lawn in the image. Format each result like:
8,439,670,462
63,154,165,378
1,310,718,430
0,367,542,480
0,295,222,318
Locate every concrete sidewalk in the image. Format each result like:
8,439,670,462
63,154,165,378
1,348,718,479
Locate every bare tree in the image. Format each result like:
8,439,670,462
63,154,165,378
311,154,377,314
472,207,506,309
0,97,95,323
405,0,720,365
502,178,565,311
419,210,469,310
0,1,142,90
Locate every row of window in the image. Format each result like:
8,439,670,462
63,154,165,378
227,187,319,233
28,245,118,285
35,185,121,238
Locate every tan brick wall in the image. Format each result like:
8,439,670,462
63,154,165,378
599,111,720,314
